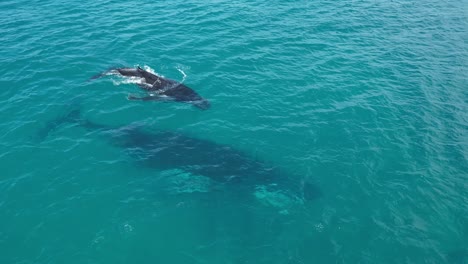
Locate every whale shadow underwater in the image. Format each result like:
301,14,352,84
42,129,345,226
40,108,321,205
91,66,210,110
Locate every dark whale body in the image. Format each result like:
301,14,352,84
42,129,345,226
40,108,321,203
93,66,210,110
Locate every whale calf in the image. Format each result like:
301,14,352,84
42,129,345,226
92,66,210,110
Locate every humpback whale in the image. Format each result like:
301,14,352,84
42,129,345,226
39,108,321,204
92,66,210,110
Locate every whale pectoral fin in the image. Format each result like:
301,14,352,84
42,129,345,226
193,99,211,110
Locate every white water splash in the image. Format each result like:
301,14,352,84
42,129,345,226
176,67,187,83
141,65,161,77
111,76,145,86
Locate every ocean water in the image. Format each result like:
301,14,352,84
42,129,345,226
1,0,467,263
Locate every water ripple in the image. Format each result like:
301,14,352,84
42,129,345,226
0,0,467,263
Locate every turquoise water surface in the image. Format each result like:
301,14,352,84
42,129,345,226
1,0,467,263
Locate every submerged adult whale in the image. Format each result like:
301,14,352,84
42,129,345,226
92,66,210,110
40,107,321,204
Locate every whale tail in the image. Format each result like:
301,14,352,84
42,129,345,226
88,65,123,80
37,109,82,140
36,99,83,141
89,71,107,80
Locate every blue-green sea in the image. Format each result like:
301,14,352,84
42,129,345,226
1,0,467,263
